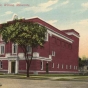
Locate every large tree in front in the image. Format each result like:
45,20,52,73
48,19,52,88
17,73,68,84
0,20,47,77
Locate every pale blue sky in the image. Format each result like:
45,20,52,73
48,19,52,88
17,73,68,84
0,0,88,58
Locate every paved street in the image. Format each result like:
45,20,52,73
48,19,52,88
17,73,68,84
0,78,88,88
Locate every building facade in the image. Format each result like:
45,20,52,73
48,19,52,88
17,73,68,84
0,17,80,74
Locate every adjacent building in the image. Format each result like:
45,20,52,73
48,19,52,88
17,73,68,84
0,17,80,74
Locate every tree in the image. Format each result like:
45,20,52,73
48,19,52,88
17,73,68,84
79,57,87,68
79,57,84,67
0,19,47,77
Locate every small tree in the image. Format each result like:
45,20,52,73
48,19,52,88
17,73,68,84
79,57,84,68
0,20,47,77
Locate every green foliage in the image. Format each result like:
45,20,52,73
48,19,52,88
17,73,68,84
0,20,47,77
79,57,87,67
0,20,47,47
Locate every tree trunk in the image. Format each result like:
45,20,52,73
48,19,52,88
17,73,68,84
26,47,33,77
27,60,30,77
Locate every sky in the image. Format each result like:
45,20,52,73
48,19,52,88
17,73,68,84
0,0,88,58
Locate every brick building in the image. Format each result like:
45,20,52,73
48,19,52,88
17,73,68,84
0,17,80,74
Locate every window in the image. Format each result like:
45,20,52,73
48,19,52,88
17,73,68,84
52,63,54,68
0,44,5,55
57,64,59,68
1,46,4,54
41,61,43,70
70,65,72,69
62,64,64,69
0,61,2,69
45,32,48,41
76,66,78,70
66,65,68,69
27,46,32,53
12,43,18,54
74,66,75,70
52,51,55,56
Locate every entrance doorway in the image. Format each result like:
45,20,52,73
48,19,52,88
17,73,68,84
11,61,15,73
46,63,49,74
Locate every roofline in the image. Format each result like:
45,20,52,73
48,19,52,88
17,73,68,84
0,16,76,43
27,17,74,43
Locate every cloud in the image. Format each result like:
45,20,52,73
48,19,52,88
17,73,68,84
23,0,58,13
81,2,88,12
60,0,69,6
0,0,9,2
39,0,58,8
72,2,88,13
5,11,13,15
75,19,88,27
47,20,58,26
82,2,88,9
0,11,13,17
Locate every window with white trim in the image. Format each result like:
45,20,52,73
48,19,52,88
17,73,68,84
0,44,5,55
45,32,48,41
52,51,55,56
62,64,64,69
76,66,77,70
12,43,18,54
57,64,59,68
74,66,75,70
0,61,2,69
70,65,72,69
52,63,54,68
66,65,68,69
41,61,43,70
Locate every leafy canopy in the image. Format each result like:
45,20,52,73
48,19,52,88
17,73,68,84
0,20,47,47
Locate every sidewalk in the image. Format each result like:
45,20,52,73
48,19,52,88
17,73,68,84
0,78,88,88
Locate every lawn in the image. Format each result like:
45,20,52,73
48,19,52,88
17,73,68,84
0,73,88,81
